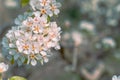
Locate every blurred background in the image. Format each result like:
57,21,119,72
0,0,120,80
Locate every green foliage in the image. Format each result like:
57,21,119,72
21,0,30,7
9,76,27,80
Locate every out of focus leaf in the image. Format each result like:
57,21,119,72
14,54,20,60
11,57,15,64
21,0,29,7
9,76,26,80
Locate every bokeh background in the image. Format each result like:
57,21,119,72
0,0,120,80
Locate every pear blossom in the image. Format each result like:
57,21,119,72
49,2,61,16
27,53,41,66
112,75,120,80
0,62,8,73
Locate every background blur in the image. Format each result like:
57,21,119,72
0,0,120,80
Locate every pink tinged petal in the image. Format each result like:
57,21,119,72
31,59,37,66
41,51,47,56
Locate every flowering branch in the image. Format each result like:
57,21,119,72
2,0,61,66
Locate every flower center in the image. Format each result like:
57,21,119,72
34,26,40,32
23,44,29,50
40,9,46,14
42,0,47,6
27,21,33,27
51,5,56,11
30,54,36,59
32,45,35,51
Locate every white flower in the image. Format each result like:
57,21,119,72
40,6,53,17
79,21,95,32
27,53,42,66
102,38,116,48
0,62,8,73
112,75,120,80
49,2,61,16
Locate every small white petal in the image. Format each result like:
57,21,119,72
41,51,47,56
31,59,37,66
54,9,60,15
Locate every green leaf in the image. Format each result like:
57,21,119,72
47,16,51,22
21,0,30,7
11,56,15,64
20,56,26,63
9,76,27,80
14,54,20,60
24,58,28,64
17,59,23,66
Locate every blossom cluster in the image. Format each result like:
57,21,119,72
30,0,61,17
2,0,61,66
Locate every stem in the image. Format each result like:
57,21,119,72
72,47,78,71
0,73,2,80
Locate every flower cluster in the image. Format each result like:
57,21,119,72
0,62,8,73
2,0,61,66
30,0,61,17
